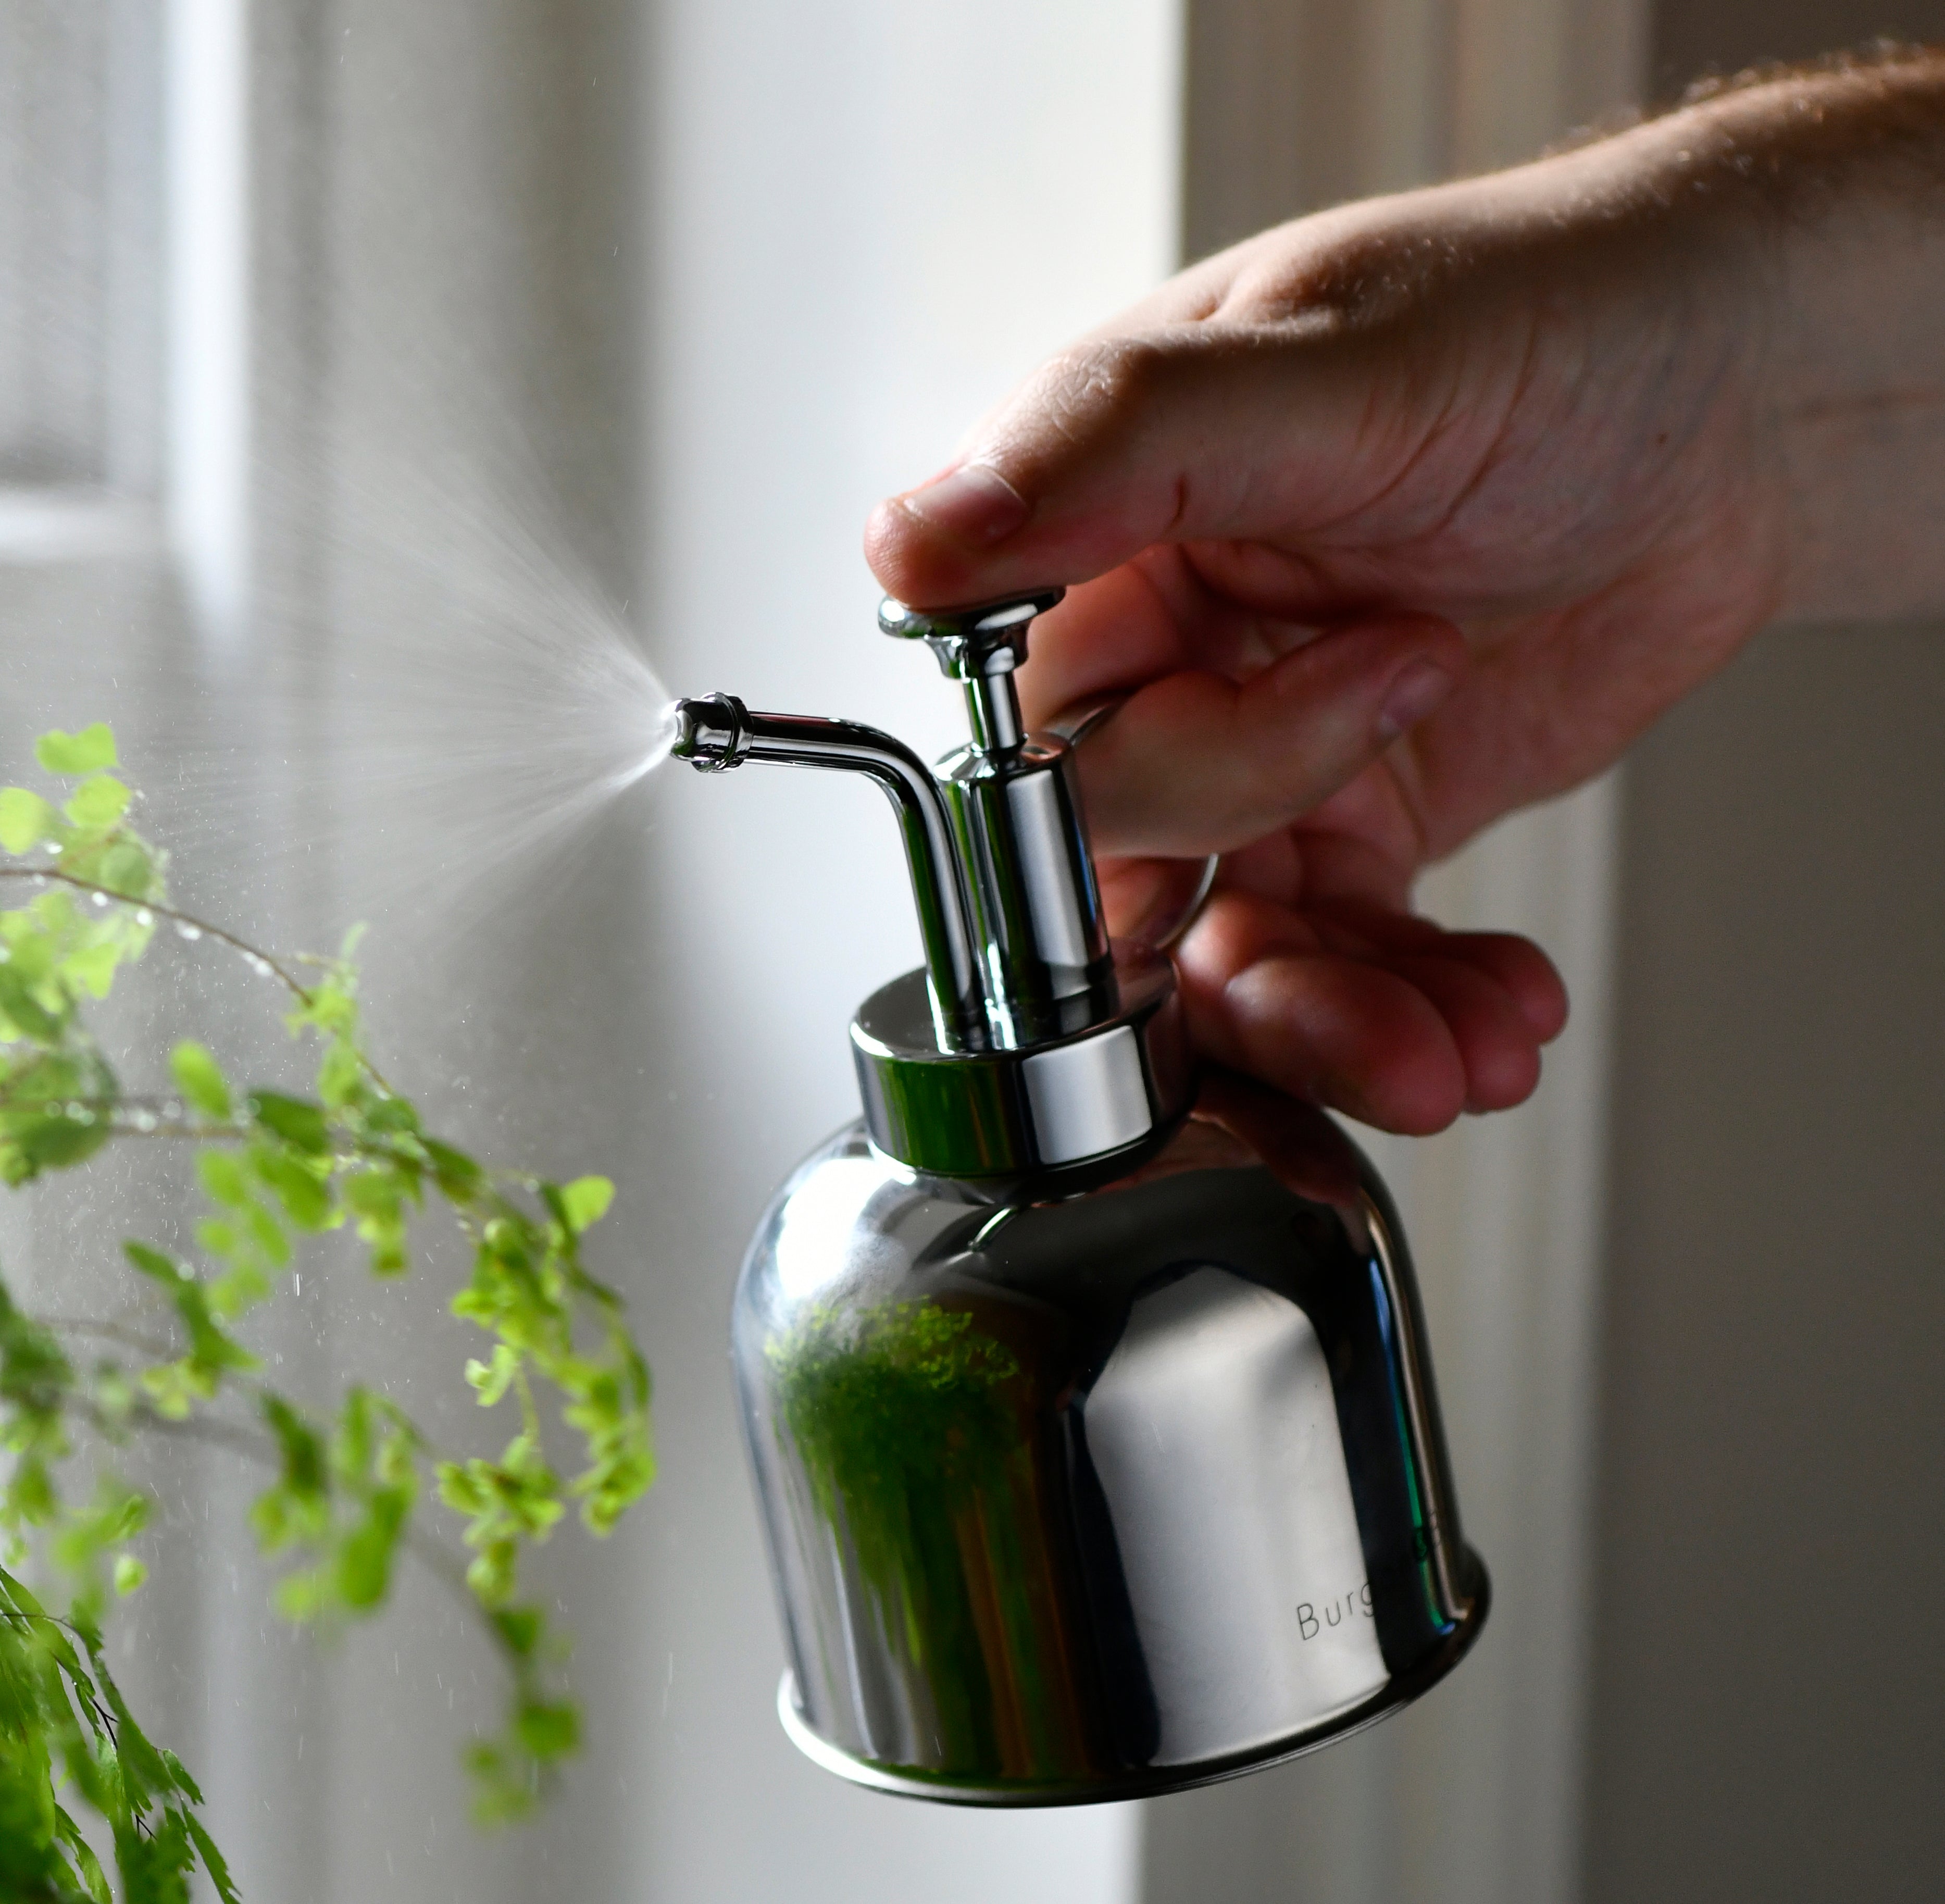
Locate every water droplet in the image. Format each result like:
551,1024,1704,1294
91,892,108,908
131,1110,157,1133
176,922,202,942
41,840,61,856
163,1099,185,1122
135,908,153,927
247,954,272,976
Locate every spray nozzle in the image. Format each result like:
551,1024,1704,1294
670,692,754,770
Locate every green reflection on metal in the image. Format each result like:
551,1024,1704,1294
865,1050,1021,1175
769,1298,1080,1777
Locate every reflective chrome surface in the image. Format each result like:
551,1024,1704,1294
733,1083,1488,1805
851,946,1191,1185
681,589,1486,1803
672,692,987,1049
878,587,1066,758
880,588,1116,1041
672,587,1206,1180
938,736,1113,1041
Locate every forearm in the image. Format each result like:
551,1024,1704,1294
1644,51,1945,623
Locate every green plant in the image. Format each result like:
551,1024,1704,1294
0,723,654,1899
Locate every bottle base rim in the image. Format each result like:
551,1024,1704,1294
774,1555,1490,1809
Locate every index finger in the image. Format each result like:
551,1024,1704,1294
863,321,1403,614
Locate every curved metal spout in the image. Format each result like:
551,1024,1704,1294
673,694,986,1049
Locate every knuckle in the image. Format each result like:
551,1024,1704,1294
1019,335,1174,445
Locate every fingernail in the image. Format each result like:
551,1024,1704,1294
1377,658,1455,741
900,463,1030,547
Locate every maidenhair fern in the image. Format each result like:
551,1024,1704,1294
0,723,654,1898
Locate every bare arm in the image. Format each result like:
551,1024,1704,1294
1744,56,1945,618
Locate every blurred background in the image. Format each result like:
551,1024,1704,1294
0,1,1939,1900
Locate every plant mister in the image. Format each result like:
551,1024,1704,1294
670,587,1487,1805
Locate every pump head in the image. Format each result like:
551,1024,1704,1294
671,588,1193,1186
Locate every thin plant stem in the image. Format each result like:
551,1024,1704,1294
0,867,309,1001
40,1317,178,1362
0,863,398,1096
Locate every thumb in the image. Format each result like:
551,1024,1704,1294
864,325,1383,608
1068,613,1465,857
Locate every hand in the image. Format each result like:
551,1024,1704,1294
864,60,1945,1133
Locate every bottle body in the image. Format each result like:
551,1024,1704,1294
732,1097,1488,1806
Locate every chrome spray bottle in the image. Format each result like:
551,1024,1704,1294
670,589,1485,1805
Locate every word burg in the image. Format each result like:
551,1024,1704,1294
1297,1582,1375,1639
